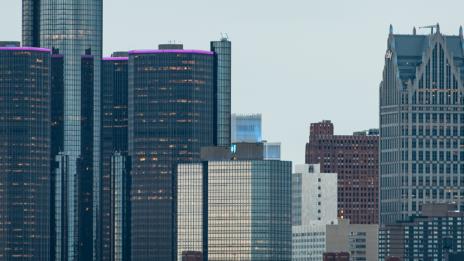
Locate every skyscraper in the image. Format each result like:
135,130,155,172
176,146,292,261
0,46,51,260
379,25,464,225
211,38,232,147
231,113,262,143
22,1,103,260
264,142,281,160
128,46,215,260
306,120,379,224
101,55,130,261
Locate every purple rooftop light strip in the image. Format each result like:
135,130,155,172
103,57,129,61
0,47,51,53
128,49,214,55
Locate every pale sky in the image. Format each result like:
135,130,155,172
2,0,464,164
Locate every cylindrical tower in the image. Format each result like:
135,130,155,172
0,46,51,260
128,49,215,261
22,1,103,260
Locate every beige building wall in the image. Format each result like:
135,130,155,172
326,219,379,261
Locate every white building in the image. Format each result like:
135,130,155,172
292,164,338,261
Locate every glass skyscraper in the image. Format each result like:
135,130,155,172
380,25,464,225
101,55,130,261
128,47,215,261
0,46,52,260
22,1,103,260
176,159,293,261
231,113,262,143
211,38,232,147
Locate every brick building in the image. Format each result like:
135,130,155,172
305,120,379,224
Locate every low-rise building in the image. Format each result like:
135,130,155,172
379,203,464,261
326,219,378,261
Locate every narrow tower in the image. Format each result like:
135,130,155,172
22,1,103,260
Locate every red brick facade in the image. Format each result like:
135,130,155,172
305,120,379,224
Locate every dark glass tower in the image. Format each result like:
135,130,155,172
51,51,64,261
22,0,41,47
0,46,51,260
128,48,215,260
22,1,103,260
211,38,232,147
101,56,130,261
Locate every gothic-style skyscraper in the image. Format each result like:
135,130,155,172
22,1,103,260
380,25,464,225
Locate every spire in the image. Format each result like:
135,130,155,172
389,24,394,35
413,27,417,35
460,26,463,38
436,23,440,33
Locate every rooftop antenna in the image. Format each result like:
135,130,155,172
418,24,439,35
220,32,229,41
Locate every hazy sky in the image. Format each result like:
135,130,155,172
2,0,464,164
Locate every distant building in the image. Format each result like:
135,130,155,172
264,142,281,160
0,46,51,260
176,145,292,261
326,219,379,261
379,25,464,225
231,114,282,160
231,113,262,142
292,164,338,261
379,203,464,261
323,252,350,261
306,120,379,224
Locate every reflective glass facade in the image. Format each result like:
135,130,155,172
380,29,464,225
110,153,131,261
51,53,64,261
176,164,205,261
176,160,292,261
128,50,215,261
231,114,262,143
211,39,231,147
22,0,41,47
263,142,281,160
0,47,51,260
22,1,103,259
101,57,130,261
